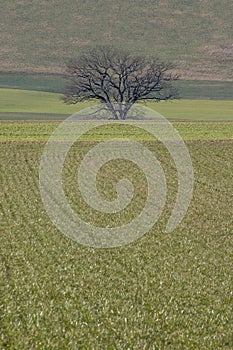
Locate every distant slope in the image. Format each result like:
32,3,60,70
1,0,233,80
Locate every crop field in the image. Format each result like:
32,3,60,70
1,118,233,349
1,120,233,143
1,0,233,347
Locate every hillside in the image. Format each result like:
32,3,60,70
1,0,233,80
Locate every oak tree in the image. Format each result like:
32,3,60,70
63,46,179,119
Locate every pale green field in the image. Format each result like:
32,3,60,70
1,121,233,143
1,127,233,349
1,94,232,349
152,100,233,121
0,89,233,121
0,89,88,115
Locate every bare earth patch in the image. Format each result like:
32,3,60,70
199,43,233,58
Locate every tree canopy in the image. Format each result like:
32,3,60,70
63,46,179,119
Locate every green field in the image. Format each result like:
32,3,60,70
1,121,233,143
1,73,233,100
1,1,233,80
1,120,233,349
1,89,233,121
1,0,232,348
0,73,66,93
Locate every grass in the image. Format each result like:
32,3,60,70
0,72,66,93
1,121,233,143
0,89,87,115
0,89,233,121
150,100,233,121
1,1,233,80
1,121,233,349
1,1,232,347
174,80,233,100
1,73,233,100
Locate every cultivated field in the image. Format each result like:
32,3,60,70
1,0,233,80
1,116,233,349
1,0,233,348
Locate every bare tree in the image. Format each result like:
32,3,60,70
63,46,179,120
